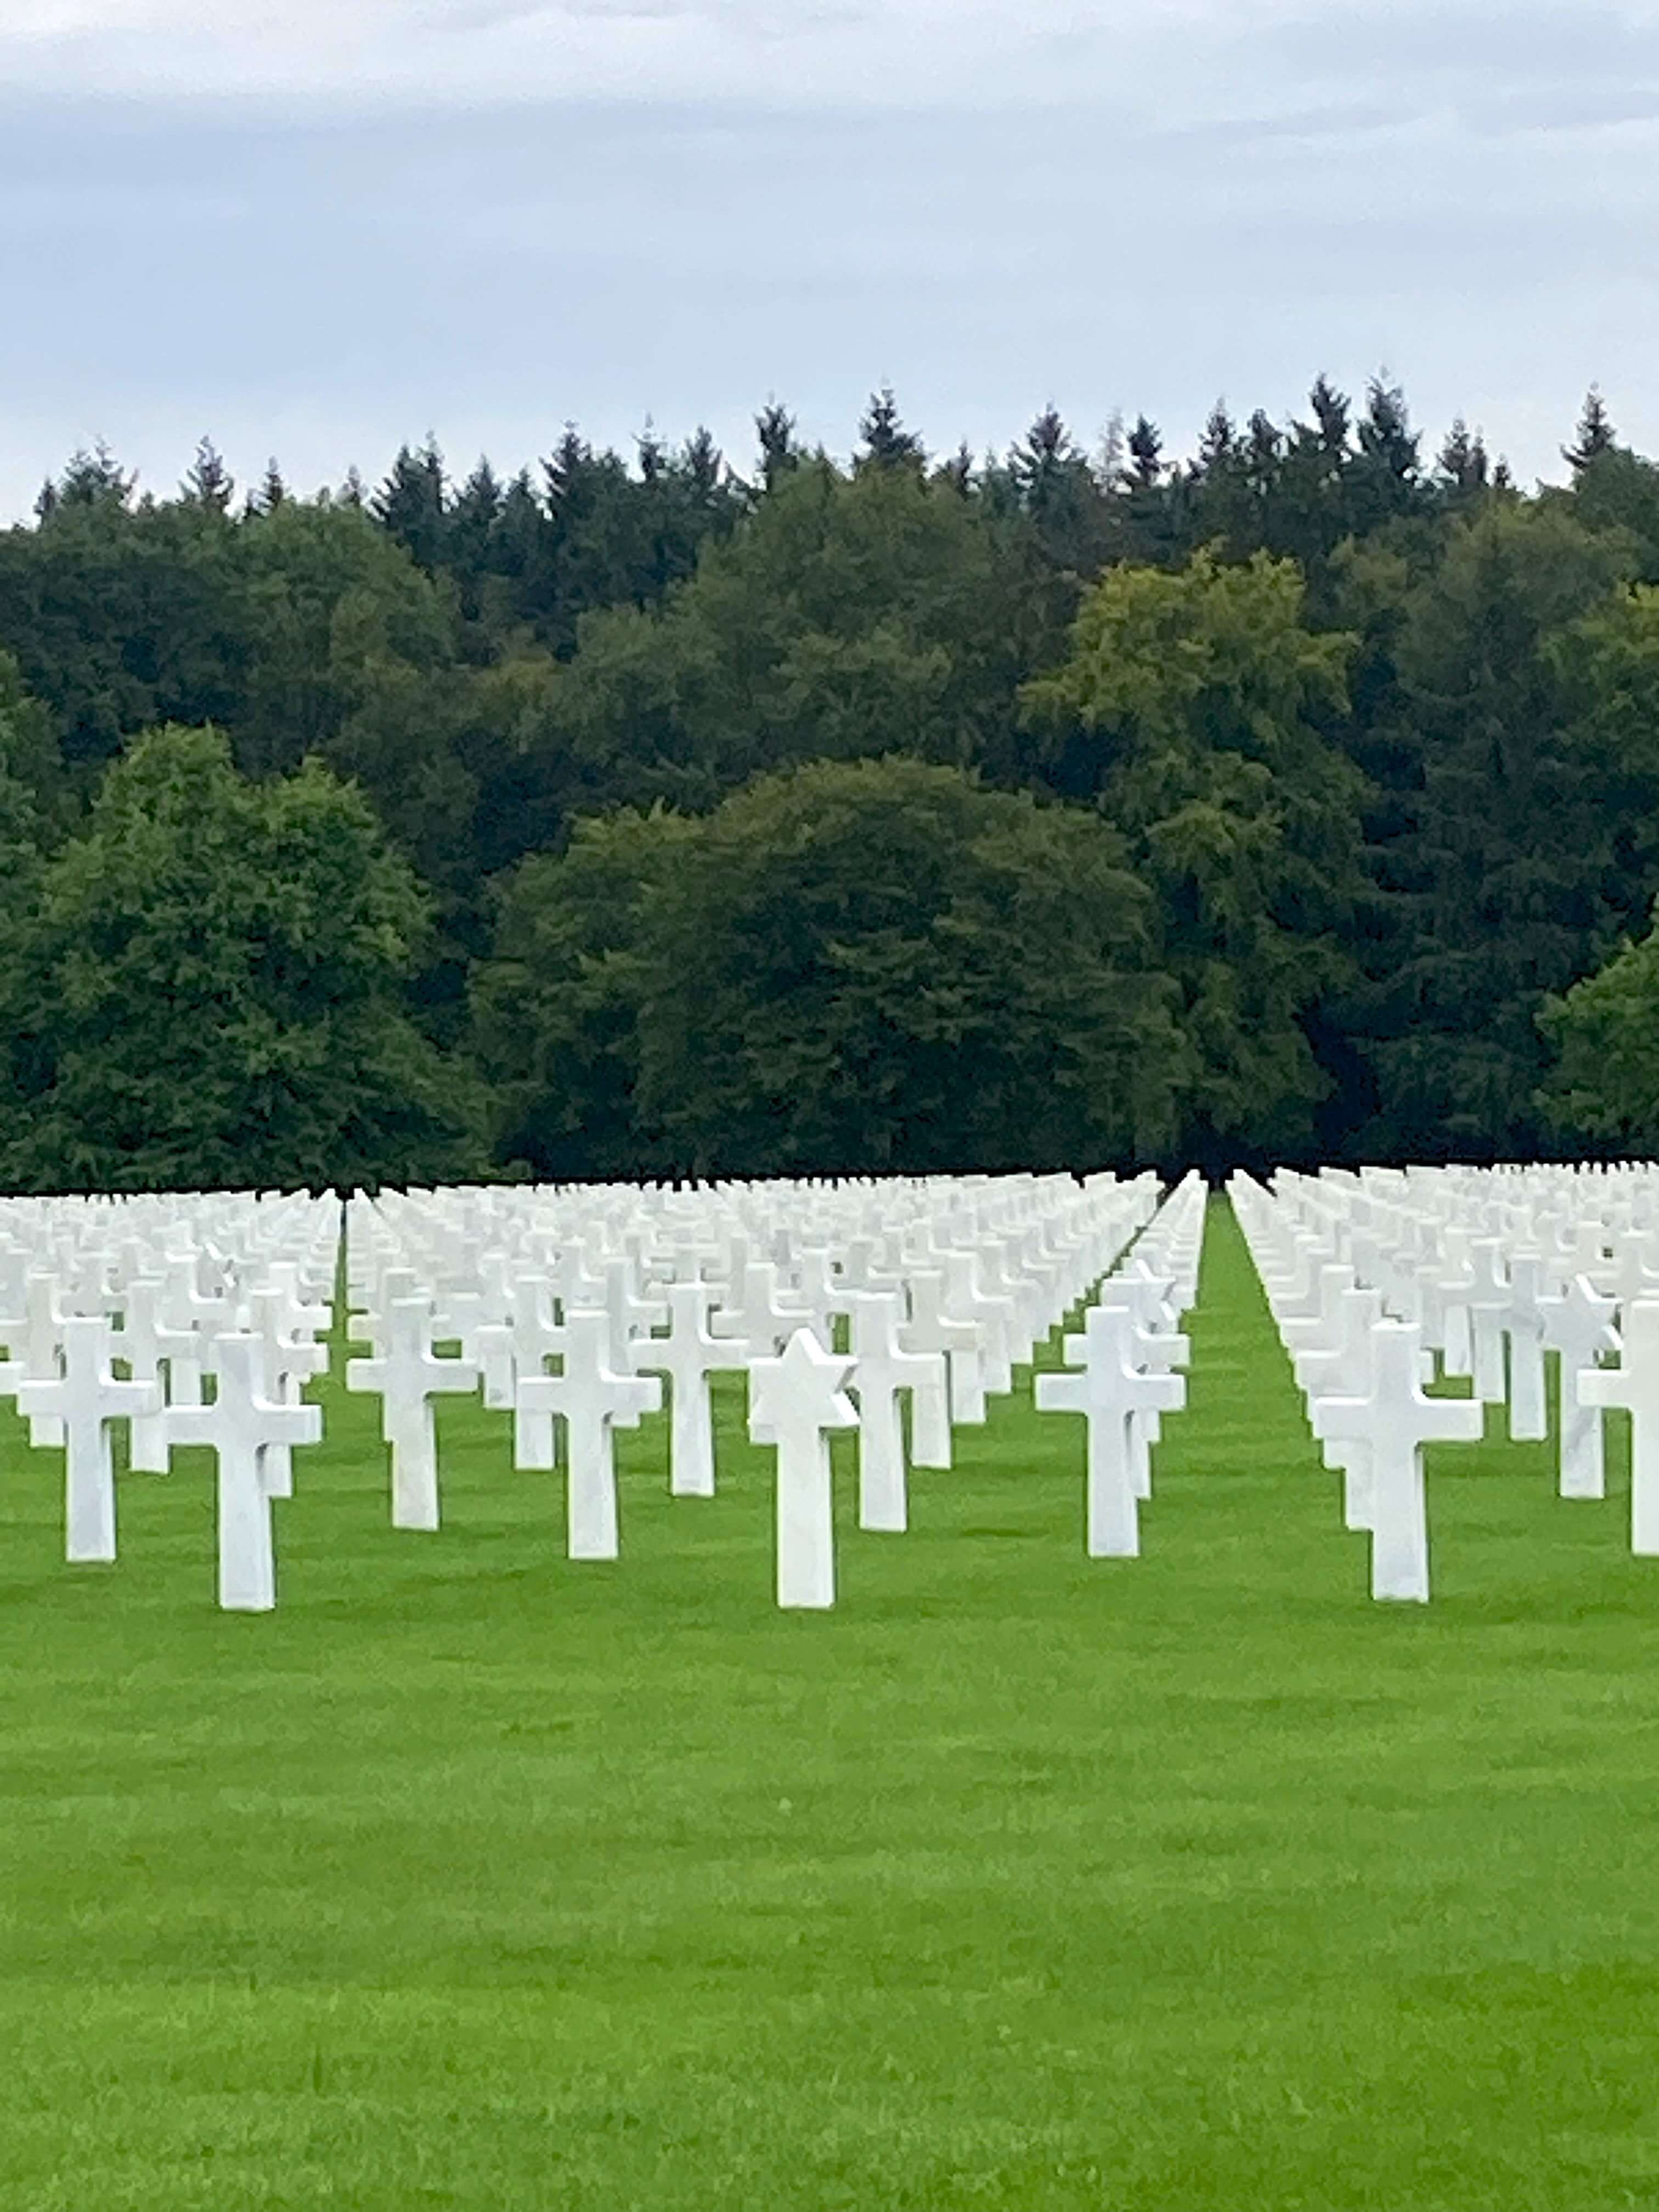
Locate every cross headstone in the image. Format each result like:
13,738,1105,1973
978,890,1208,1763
345,1297,478,1531
629,1280,730,1498
1580,1299,1659,1551
1502,1254,1550,1443
20,1272,67,1447
246,1285,328,1500
114,1278,199,1475
1538,1272,1618,1499
748,1326,859,1609
709,1261,805,1364
516,1308,661,1560
166,1332,321,1610
844,1289,945,1533
1034,1304,1186,1558
1313,1321,1483,1601
1465,1239,1511,1406
897,1268,978,1466
15,1315,162,1564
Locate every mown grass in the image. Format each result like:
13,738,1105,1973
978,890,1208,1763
0,1199,1655,2209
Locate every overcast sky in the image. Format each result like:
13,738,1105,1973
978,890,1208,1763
3,0,1658,518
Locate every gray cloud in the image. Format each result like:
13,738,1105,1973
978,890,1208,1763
1,4,1656,517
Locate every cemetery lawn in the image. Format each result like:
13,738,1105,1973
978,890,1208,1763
3,1204,1659,2210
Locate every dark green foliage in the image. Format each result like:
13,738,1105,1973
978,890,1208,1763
1565,386,1618,473
3,379,1659,1182
524,456,1051,812
0,726,484,1192
1539,902,1659,1149
1358,503,1648,1159
855,385,926,473
1022,550,1365,1164
476,760,1183,1178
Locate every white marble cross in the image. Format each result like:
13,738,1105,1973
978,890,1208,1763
114,1278,199,1475
629,1280,730,1498
748,1325,859,1609
1034,1304,1186,1558
15,1314,162,1564
246,1285,328,1500
602,1255,667,1370
167,1332,321,1610
475,1274,566,1469
1538,1272,1619,1499
1501,1254,1550,1443
1580,1299,1659,1552
1297,1286,1385,1531
938,1249,1012,1403
1313,1321,1482,1601
20,1272,68,1446
1094,1270,1187,1483
710,1261,806,1363
516,1308,661,1559
345,1297,478,1531
1465,1239,1511,1405
161,1253,234,1414
844,1289,946,1533
897,1268,978,1466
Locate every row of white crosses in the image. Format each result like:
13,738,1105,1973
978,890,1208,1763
1230,1163,1659,1600
342,1171,1168,1606
0,1191,338,1609
1031,1171,1206,1557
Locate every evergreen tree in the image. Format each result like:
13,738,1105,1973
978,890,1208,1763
1349,377,1423,533
52,443,134,512
1566,387,1617,472
755,401,800,492
1008,407,1107,575
1122,415,1163,489
856,386,925,472
1362,501,1641,1157
372,439,448,572
249,459,289,516
180,436,235,516
1435,419,1491,505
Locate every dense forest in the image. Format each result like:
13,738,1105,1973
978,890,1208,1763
3,379,1659,1190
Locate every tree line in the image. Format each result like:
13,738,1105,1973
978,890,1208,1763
2,379,1658,1190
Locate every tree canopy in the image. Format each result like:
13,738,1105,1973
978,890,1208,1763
2,377,1658,1186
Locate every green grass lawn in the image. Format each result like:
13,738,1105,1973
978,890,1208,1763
2,1198,1657,2209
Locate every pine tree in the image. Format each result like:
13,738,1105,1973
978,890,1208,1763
1350,377,1423,531
1122,415,1163,489
373,439,448,571
1435,419,1490,504
755,401,800,493
1197,401,1238,472
446,458,505,603
682,427,723,501
856,386,925,472
249,458,288,516
937,442,975,495
1308,373,1351,456
180,436,235,515
1565,387,1617,472
54,443,134,511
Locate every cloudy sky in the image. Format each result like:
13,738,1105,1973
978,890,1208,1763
2,0,1657,517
